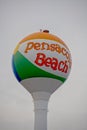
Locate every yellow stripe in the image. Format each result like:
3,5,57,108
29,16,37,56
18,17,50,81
14,43,20,54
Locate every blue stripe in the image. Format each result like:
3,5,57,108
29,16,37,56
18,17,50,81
12,55,21,82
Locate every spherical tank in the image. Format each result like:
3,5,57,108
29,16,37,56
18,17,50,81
12,30,72,94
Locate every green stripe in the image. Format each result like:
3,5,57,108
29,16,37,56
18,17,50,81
13,51,66,82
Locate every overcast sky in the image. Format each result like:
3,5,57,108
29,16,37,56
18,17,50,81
0,0,87,130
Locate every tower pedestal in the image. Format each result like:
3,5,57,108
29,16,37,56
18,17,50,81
32,92,51,130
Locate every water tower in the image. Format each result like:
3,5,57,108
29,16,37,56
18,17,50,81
12,30,72,130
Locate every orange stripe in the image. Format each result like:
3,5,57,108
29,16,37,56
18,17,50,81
19,32,68,49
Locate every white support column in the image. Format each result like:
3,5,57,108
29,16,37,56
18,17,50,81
32,92,51,130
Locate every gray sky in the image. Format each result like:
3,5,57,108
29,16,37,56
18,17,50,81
0,0,87,130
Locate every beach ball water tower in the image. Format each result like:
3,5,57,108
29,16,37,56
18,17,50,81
12,30,72,130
